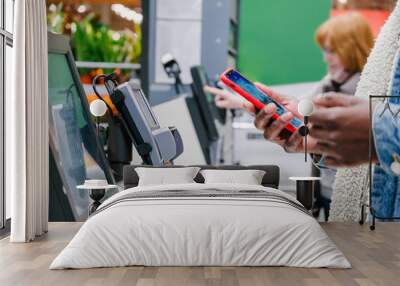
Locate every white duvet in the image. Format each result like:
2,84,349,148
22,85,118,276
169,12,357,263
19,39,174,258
50,183,350,269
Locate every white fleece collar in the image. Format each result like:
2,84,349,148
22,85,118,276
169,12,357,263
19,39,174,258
331,2,400,222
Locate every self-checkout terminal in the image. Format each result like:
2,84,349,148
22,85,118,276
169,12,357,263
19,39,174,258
48,33,184,222
100,74,184,167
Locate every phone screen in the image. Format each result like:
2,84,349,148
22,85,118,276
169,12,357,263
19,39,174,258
226,69,302,128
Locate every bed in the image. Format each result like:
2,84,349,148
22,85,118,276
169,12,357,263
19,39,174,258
50,165,350,269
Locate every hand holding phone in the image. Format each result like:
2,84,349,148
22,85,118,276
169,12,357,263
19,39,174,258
220,68,303,139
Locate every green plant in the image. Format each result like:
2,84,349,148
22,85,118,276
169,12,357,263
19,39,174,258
71,13,141,75
47,6,142,78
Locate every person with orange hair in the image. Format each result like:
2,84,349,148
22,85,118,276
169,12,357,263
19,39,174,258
206,12,373,111
205,13,374,220
313,12,373,95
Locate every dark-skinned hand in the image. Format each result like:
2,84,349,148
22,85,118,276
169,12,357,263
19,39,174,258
309,93,378,167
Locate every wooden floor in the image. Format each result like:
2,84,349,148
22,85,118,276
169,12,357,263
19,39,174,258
0,223,399,286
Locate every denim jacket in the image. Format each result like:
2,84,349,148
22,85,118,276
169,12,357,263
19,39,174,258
372,52,400,218
372,103,400,218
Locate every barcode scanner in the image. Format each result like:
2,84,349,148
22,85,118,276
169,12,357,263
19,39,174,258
298,99,315,162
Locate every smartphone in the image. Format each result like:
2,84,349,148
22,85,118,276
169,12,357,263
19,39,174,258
220,68,303,138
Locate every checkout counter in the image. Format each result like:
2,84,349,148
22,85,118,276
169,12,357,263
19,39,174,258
48,33,184,221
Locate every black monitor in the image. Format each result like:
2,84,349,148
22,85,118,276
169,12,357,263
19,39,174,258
191,66,226,143
47,32,115,221
185,97,212,164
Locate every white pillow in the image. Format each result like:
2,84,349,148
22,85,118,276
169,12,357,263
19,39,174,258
135,167,201,186
200,169,266,185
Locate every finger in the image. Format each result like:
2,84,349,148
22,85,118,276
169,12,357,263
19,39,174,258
254,104,276,129
215,100,228,109
204,85,224,96
313,93,359,108
214,96,231,108
308,108,340,128
216,99,238,109
254,82,289,103
273,139,286,145
284,130,304,151
244,102,256,114
308,126,334,142
324,156,343,167
263,112,294,140
311,141,339,158
323,155,359,168
214,94,223,104
203,85,232,97
309,126,360,144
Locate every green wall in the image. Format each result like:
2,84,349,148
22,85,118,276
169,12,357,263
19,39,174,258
238,1,331,85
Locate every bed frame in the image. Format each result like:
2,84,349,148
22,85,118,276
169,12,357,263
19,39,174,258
123,165,280,189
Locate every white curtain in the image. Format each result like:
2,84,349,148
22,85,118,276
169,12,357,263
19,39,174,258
7,0,49,242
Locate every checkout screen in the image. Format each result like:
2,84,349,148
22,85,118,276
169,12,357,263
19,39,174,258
227,70,302,128
48,53,114,221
